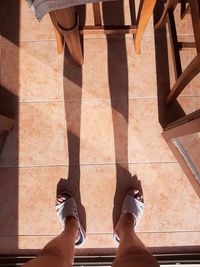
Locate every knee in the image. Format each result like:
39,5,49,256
40,246,63,258
39,246,73,267
113,248,159,267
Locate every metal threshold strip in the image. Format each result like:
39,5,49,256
0,253,200,266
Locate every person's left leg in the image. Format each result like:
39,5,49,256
112,213,158,267
112,190,159,267
23,216,78,267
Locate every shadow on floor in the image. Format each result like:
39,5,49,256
56,5,87,231
58,1,144,232
102,0,143,228
0,0,19,254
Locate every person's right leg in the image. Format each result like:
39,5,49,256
112,191,159,267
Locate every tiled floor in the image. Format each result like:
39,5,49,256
0,0,200,255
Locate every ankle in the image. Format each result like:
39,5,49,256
64,216,78,233
117,213,135,237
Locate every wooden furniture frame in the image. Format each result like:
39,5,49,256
162,109,200,198
49,0,156,65
155,0,200,105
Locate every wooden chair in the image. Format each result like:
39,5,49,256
155,0,200,105
49,0,156,65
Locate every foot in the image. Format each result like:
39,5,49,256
55,192,86,246
114,190,144,242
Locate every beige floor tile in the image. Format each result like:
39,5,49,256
0,165,114,236
128,99,175,163
18,167,68,235
65,98,175,165
80,165,116,233
178,96,200,115
0,162,199,253
129,163,200,232
79,100,115,164
138,231,200,248
0,166,67,236
64,37,157,101
0,102,68,167
173,3,192,35
127,37,157,98
1,40,64,102
1,0,55,42
30,163,200,234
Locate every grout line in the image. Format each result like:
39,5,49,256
17,100,65,104
0,33,193,44
3,95,200,105
0,39,57,43
14,98,159,104
0,161,178,168
1,229,200,237
6,34,193,44
0,35,155,43
1,33,194,44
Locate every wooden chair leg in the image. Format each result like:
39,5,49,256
166,54,200,105
0,114,14,131
154,0,178,30
55,7,83,66
134,0,156,54
49,11,64,54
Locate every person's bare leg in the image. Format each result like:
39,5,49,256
113,192,159,267
23,216,78,267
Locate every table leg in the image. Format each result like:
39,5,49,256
134,0,157,54
55,7,83,65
